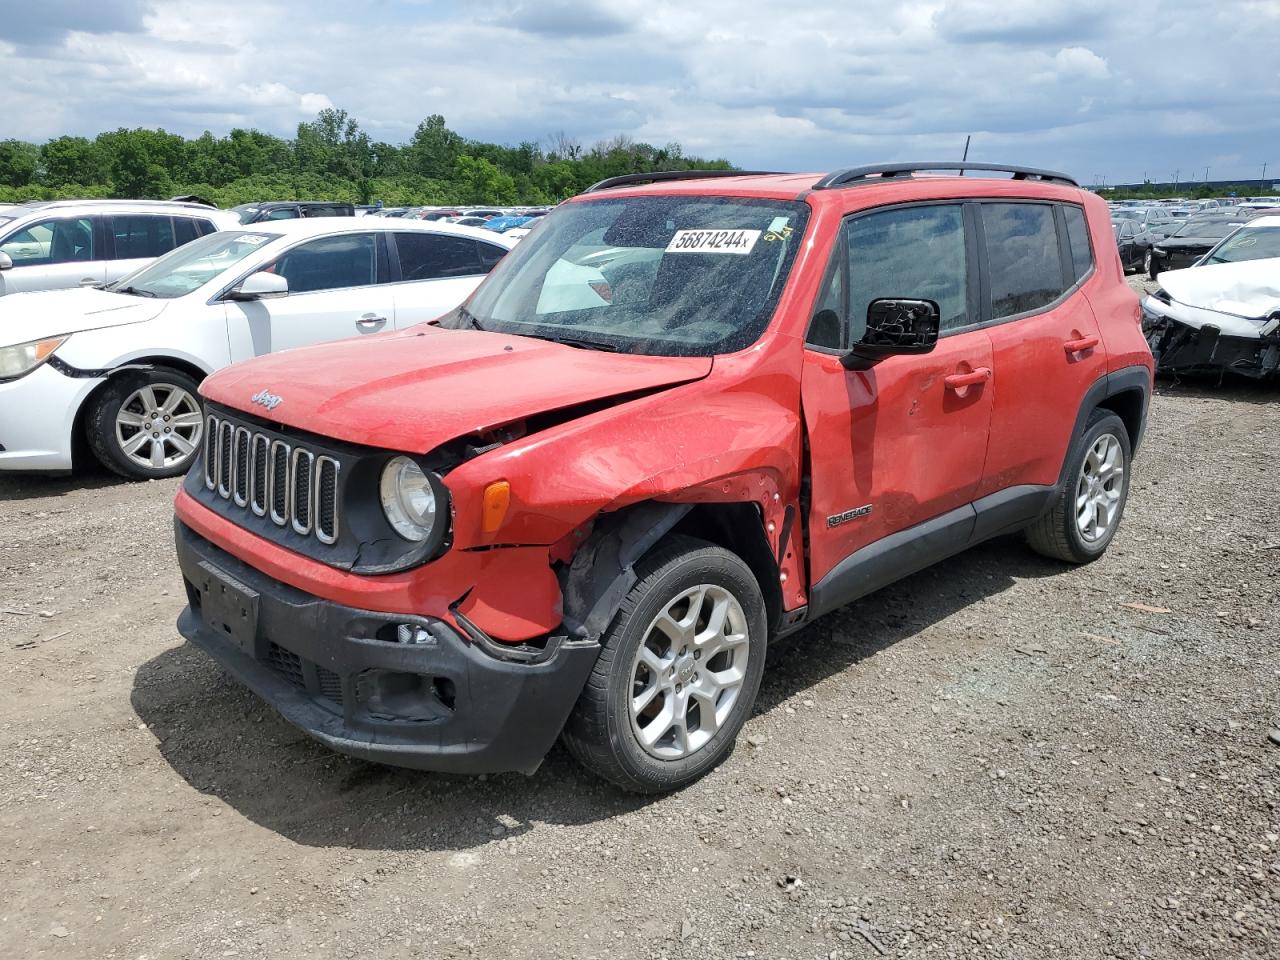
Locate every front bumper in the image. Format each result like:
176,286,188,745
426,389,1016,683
0,361,103,472
175,520,600,775
1142,303,1279,380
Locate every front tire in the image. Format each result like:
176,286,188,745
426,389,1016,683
1026,409,1131,564
562,534,767,793
85,368,204,479
1147,253,1160,281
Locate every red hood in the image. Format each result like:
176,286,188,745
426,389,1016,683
201,326,713,452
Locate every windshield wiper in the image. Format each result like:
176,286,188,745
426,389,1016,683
542,334,618,352
112,285,157,298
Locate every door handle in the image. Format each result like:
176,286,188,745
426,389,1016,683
79,278,98,286
356,314,387,330
1064,335,1100,354
944,367,991,390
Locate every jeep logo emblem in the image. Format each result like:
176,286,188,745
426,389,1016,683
250,389,283,411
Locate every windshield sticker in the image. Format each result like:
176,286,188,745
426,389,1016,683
236,234,270,245
666,229,761,255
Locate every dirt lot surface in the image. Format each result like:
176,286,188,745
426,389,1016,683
2,298,1278,958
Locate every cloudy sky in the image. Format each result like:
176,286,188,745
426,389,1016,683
3,0,1278,186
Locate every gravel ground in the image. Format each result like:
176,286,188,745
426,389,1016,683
2,280,1278,959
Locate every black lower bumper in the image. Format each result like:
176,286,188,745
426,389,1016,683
174,521,600,775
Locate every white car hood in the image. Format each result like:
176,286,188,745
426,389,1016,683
0,287,169,346
1146,258,1280,339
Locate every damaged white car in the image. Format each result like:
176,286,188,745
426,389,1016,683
1142,256,1280,380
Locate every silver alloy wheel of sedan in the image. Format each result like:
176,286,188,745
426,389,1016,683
1075,433,1124,542
629,583,749,760
114,383,203,471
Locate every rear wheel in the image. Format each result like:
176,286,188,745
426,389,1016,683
562,534,767,793
86,368,204,479
1026,409,1131,564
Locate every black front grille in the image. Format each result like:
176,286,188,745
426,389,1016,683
265,642,343,707
316,666,343,704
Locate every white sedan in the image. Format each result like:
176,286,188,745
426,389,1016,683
0,218,514,478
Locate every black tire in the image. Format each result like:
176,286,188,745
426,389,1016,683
1026,409,1131,564
562,534,767,793
86,367,204,480
1147,253,1160,281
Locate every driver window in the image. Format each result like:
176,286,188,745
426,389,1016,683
271,234,376,293
0,218,96,266
846,204,968,336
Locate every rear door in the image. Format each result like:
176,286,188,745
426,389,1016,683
387,231,509,327
225,231,396,356
106,213,183,283
0,215,107,294
801,202,994,588
976,202,1108,496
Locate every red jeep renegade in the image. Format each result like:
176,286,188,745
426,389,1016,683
174,163,1153,792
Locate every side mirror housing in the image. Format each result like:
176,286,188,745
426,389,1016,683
229,271,288,301
0,252,13,271
841,298,941,370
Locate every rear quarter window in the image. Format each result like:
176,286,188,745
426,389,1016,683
1063,206,1093,282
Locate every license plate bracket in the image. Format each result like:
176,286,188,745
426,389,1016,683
196,560,260,656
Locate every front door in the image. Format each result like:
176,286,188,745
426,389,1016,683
801,202,994,588
0,216,107,295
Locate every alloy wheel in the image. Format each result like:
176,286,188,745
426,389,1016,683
1074,433,1124,542
628,584,749,760
114,383,203,471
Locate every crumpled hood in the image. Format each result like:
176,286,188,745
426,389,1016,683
201,325,714,453
1145,257,1280,339
0,287,168,346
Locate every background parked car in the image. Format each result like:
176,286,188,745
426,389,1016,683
0,200,238,296
0,219,513,479
1199,215,1280,266
482,215,533,233
1149,218,1242,277
232,201,355,223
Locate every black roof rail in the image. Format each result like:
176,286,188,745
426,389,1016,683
584,169,785,193
813,162,1079,190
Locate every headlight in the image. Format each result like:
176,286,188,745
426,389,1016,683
0,336,67,381
379,456,443,542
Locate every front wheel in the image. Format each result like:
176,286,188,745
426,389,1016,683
1026,409,1131,564
85,368,204,479
1147,253,1160,281
562,534,767,793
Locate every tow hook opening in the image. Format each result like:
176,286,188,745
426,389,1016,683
356,669,456,721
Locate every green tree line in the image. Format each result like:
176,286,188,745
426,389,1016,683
0,109,735,207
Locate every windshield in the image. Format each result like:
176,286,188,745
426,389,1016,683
445,195,810,357
1204,226,1280,265
106,231,278,299
1171,221,1237,239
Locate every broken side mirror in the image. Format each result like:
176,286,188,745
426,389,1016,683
841,298,941,370
0,252,12,271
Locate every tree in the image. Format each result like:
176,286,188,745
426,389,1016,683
453,155,517,204
0,140,40,187
41,136,109,186
405,115,463,180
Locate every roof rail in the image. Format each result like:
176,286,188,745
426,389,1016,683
584,169,784,193
813,162,1079,190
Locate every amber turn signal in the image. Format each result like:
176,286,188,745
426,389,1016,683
481,480,511,533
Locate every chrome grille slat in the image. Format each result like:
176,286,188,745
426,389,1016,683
232,427,251,507
200,412,340,546
249,434,270,516
289,448,314,536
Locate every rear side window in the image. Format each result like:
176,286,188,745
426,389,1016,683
113,215,176,260
1063,206,1093,282
981,203,1065,319
173,217,203,247
394,233,501,281
846,204,969,337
